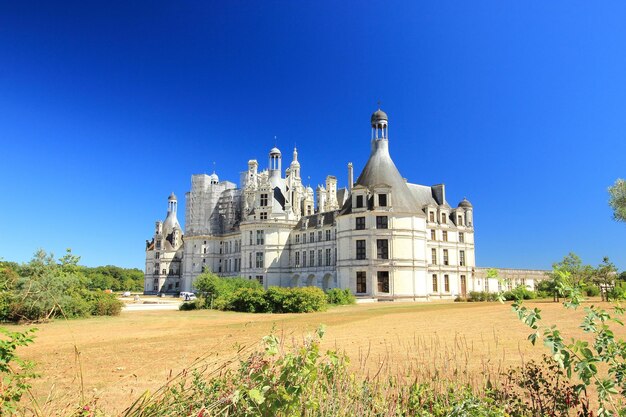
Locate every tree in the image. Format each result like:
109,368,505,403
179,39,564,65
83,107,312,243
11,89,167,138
592,257,618,302
609,178,626,222
546,253,593,301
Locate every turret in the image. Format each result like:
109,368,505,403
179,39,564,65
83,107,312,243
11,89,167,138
316,185,326,213
290,147,300,178
325,175,338,211
268,147,282,187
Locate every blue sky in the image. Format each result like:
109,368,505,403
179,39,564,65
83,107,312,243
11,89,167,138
1,1,624,270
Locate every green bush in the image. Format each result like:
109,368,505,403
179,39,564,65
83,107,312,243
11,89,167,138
194,273,261,301
87,292,123,316
265,286,327,313
223,288,269,313
584,284,600,297
179,297,205,311
326,288,356,305
502,286,536,301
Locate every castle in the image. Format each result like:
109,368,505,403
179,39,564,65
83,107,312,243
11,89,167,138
144,108,541,300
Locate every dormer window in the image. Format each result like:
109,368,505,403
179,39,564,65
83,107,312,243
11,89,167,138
356,195,364,208
378,194,387,207
457,215,463,226
260,212,267,220
260,193,269,207
429,212,435,222
441,213,447,224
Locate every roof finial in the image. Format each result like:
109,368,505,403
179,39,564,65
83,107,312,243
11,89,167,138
274,135,277,147
377,99,382,109
212,161,216,174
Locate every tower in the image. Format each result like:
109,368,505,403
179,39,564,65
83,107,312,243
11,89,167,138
290,147,300,179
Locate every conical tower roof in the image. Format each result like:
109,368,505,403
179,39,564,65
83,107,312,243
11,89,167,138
354,139,420,213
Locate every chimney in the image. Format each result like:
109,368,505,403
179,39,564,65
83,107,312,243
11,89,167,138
348,162,354,191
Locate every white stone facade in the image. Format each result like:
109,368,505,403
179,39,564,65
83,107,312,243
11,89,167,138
145,109,484,300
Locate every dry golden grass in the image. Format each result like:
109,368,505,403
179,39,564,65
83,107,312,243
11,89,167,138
12,299,624,415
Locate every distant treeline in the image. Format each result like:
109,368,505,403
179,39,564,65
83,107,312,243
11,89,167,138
0,249,141,323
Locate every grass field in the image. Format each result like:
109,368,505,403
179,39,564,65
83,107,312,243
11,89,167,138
12,299,623,415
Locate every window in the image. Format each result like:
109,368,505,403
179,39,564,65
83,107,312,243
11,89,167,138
457,215,463,226
295,252,300,267
334,248,337,265
255,252,264,268
356,240,366,260
459,250,466,266
203,247,207,254
155,252,160,259
459,232,464,243
432,274,438,292
325,230,331,241
377,239,389,259
356,271,367,293
318,249,323,266
162,269,166,275
356,217,366,230
318,231,322,242
229,241,233,253
356,195,364,208
443,249,449,265
295,234,300,244
325,248,331,266
302,233,306,244
256,230,264,245
260,193,268,206
156,240,162,250
309,250,315,267
431,248,437,265
429,212,435,222
460,275,467,296
441,213,447,224
155,262,160,272
444,274,450,292
376,216,388,229
249,253,252,268
377,271,390,293
430,230,436,240
249,231,253,245
260,212,267,220
378,194,387,207
442,231,448,242
256,275,264,285
302,251,306,266
309,232,314,243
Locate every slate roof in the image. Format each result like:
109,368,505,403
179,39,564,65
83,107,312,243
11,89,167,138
352,139,421,213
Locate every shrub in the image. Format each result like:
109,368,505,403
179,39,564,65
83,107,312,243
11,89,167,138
502,286,536,301
194,273,261,301
326,288,356,305
179,297,205,311
265,287,327,313
87,291,123,316
584,284,600,297
223,288,269,313
0,328,38,415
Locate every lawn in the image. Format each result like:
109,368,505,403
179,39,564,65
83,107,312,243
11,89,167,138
12,299,621,415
